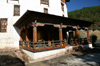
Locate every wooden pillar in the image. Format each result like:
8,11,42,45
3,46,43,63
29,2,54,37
87,29,90,39
25,26,29,41
20,36,22,41
75,28,79,40
20,34,23,41
20,29,23,41
33,20,37,42
59,24,63,41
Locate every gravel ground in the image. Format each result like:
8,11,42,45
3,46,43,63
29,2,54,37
26,48,100,66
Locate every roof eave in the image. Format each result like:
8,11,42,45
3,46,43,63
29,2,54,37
66,0,70,2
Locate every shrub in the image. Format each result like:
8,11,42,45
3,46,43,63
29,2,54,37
90,34,97,45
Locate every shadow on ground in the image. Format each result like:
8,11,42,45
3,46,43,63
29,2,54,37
0,55,25,66
72,48,100,66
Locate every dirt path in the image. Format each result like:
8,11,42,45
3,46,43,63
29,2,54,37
26,48,100,66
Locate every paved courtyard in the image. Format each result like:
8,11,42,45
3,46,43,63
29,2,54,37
26,48,100,66
0,47,100,66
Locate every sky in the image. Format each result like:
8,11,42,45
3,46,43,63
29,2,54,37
66,0,100,12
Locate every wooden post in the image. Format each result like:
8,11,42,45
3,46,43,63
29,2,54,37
25,26,29,48
44,41,45,50
20,36,22,41
33,20,37,42
75,27,79,40
87,29,90,39
60,40,62,48
52,40,54,49
33,42,35,52
20,29,23,41
20,33,22,46
59,23,63,41
20,28,23,46
25,26,29,41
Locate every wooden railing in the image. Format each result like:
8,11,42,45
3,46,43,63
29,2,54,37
70,39,80,45
19,40,68,52
19,38,92,52
70,38,92,45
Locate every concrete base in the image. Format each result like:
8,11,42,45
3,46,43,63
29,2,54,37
21,44,92,63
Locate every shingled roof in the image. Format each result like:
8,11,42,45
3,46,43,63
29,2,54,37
14,10,93,28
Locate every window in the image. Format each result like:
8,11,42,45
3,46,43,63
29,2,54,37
44,8,48,14
0,18,7,32
61,3,64,11
14,5,20,16
41,0,49,5
7,0,19,3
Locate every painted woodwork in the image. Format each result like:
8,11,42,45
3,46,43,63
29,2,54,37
33,21,37,42
87,29,90,39
75,29,79,40
59,24,63,40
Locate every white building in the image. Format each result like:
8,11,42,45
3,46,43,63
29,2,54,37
0,0,69,49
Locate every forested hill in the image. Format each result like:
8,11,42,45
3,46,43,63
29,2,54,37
68,6,100,30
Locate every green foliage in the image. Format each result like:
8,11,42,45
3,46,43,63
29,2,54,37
90,34,97,45
68,6,100,30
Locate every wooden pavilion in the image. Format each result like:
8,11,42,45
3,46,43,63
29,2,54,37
14,10,93,52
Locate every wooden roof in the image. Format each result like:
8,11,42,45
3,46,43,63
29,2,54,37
66,0,70,2
14,10,93,28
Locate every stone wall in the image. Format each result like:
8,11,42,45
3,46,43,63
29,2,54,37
79,30,100,40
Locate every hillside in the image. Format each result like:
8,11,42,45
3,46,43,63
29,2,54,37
68,6,100,30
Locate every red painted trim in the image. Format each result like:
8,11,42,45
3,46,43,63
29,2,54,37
20,45,67,52
87,30,90,39
33,27,37,42
75,29,79,40
59,27,63,40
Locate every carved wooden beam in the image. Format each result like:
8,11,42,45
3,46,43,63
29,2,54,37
37,23,45,27
53,25,60,28
85,27,88,30
72,26,77,29
62,25,67,28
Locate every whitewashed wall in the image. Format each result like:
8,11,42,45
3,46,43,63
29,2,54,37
0,0,68,49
